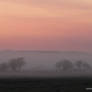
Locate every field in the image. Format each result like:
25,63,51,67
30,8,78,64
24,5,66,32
0,77,91,92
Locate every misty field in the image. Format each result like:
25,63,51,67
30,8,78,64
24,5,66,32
0,71,92,78
0,51,92,78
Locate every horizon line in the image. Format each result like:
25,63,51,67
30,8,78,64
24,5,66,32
0,49,91,53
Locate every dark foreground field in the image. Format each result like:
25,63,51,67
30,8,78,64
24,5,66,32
0,77,92,92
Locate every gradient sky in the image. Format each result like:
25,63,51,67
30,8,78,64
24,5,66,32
0,0,92,52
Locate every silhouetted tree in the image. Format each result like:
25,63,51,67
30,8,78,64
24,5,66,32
56,59,74,72
75,60,91,71
9,57,26,71
0,62,9,72
83,62,91,71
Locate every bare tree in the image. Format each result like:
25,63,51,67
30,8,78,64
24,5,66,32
9,57,26,71
75,60,91,71
0,62,9,72
83,62,91,71
56,59,74,72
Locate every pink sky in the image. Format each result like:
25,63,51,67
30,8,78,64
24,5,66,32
0,0,92,52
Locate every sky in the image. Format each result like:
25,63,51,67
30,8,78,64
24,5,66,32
0,0,92,52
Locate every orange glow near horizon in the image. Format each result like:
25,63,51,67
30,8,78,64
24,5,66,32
0,0,92,51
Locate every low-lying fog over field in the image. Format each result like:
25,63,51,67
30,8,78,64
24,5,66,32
0,50,92,78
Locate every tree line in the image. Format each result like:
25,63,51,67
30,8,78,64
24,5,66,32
55,60,91,72
0,57,26,72
0,57,91,72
